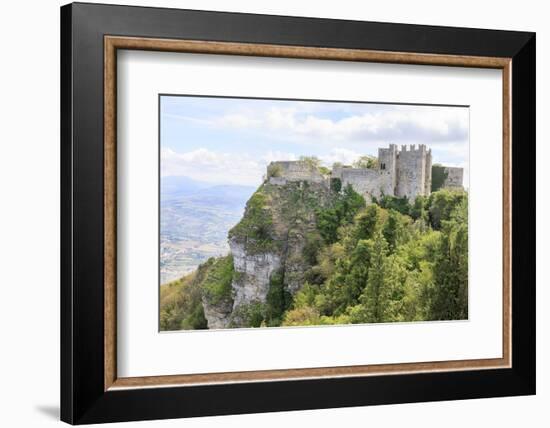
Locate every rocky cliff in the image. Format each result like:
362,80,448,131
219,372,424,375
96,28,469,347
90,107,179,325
196,180,333,328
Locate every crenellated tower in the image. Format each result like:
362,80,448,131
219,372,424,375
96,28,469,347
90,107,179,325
395,144,432,201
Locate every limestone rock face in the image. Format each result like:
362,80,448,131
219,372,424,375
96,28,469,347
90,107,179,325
229,237,281,326
186,180,334,328
202,296,233,329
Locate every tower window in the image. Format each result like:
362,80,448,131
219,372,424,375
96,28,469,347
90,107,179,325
381,163,386,170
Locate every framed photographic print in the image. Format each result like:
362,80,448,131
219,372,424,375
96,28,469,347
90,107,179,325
60,2,535,424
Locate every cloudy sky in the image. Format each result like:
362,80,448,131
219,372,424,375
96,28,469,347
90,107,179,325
160,95,469,187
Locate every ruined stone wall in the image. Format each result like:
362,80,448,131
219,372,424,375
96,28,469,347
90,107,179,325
268,161,325,183
330,165,346,181
443,166,464,189
268,176,287,186
340,168,381,201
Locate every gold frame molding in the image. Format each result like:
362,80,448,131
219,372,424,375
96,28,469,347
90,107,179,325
104,35,512,391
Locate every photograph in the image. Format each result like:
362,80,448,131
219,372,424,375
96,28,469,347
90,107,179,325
159,95,469,331
55,3,536,424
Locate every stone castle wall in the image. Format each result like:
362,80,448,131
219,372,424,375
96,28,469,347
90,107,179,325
267,161,324,183
443,167,464,189
340,168,381,201
378,144,398,196
268,145,462,201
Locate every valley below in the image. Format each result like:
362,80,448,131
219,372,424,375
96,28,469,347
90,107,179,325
160,176,255,284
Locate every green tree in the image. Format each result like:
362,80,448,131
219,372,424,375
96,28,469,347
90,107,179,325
431,164,448,192
282,306,321,326
160,271,208,331
330,177,342,192
201,255,234,305
382,209,410,252
303,232,323,265
377,195,411,216
353,204,381,242
318,166,331,175
229,187,276,252
266,163,283,178
411,195,429,222
346,239,375,303
429,198,468,320
428,189,467,229
316,185,366,244
299,155,322,170
339,185,367,223
358,232,390,323
265,269,292,326
353,155,378,169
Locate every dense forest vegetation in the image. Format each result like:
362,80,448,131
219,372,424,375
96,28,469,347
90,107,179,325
160,185,468,330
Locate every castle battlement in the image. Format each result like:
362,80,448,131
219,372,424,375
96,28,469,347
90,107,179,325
267,145,463,201
399,143,429,153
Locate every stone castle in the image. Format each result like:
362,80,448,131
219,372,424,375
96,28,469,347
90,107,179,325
267,144,463,201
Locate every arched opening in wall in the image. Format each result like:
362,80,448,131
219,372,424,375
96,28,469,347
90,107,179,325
381,163,386,170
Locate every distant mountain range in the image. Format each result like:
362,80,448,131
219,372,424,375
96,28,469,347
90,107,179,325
160,176,256,284
161,175,210,198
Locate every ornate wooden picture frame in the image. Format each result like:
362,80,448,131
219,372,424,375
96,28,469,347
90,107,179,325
61,2,535,424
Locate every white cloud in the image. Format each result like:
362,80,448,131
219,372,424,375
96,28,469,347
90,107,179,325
261,150,297,163
319,148,363,166
162,100,469,187
203,104,468,146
